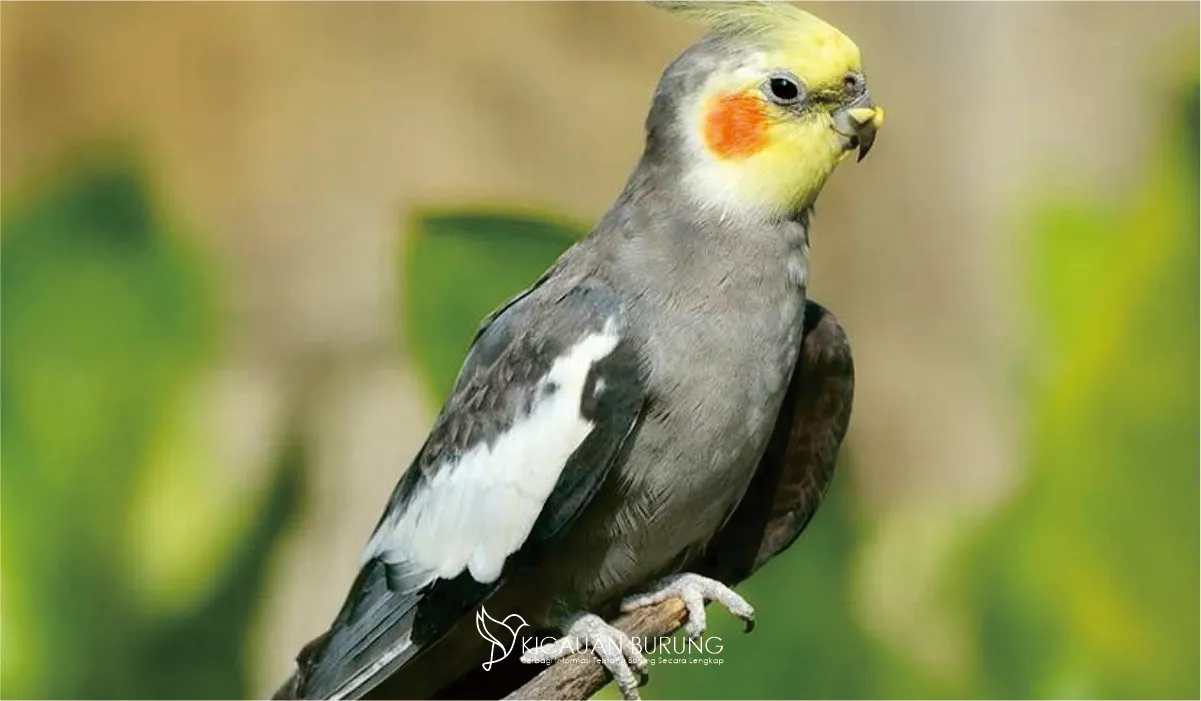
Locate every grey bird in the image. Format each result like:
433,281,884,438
277,3,880,700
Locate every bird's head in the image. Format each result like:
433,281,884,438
646,2,884,220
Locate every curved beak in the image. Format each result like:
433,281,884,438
833,95,885,162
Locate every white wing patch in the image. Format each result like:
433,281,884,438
363,319,621,585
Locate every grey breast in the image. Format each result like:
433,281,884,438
561,215,812,607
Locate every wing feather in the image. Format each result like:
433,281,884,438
289,278,646,700
700,299,855,580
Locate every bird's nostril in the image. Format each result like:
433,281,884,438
843,72,864,95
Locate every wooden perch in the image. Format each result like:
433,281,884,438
505,599,690,700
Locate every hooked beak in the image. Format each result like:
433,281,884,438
833,95,885,162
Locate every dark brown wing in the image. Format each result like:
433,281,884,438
696,298,855,582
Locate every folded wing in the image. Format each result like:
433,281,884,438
290,279,646,700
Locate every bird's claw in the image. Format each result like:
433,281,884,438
520,612,648,700
620,572,755,640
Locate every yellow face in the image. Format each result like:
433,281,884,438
682,20,883,219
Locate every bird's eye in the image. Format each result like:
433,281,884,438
770,78,798,101
765,73,804,105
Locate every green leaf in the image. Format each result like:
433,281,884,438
0,150,302,699
1,152,218,698
400,209,582,401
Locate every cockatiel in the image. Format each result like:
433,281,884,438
278,3,879,699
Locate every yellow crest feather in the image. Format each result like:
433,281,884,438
653,1,862,91
651,1,842,43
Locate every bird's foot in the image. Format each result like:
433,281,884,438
620,572,755,639
520,612,648,700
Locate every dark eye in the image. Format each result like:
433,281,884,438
769,77,799,102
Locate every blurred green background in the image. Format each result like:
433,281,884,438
1,3,1197,699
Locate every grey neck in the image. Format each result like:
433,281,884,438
585,157,812,320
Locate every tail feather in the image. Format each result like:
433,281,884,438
296,559,426,700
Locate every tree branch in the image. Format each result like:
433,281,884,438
505,599,689,700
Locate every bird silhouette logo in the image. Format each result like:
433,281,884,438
475,606,530,671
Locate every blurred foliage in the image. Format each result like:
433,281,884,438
0,153,303,699
399,80,1198,700
952,81,1200,700
400,210,582,401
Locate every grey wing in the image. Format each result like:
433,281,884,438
288,278,647,700
698,299,854,581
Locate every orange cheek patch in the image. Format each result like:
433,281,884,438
704,94,769,160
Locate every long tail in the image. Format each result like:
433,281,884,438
291,559,425,700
